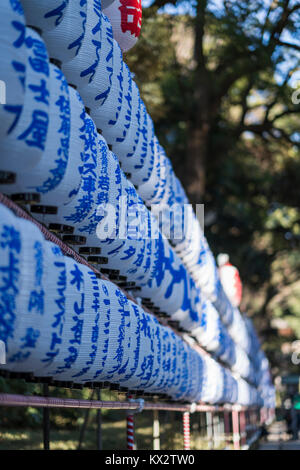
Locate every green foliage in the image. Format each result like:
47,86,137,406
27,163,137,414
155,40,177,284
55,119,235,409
0,377,42,428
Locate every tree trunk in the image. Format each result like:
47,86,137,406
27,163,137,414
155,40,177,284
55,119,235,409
184,0,210,203
186,120,210,203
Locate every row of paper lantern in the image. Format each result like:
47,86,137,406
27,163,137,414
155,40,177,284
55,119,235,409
0,18,203,338
9,0,260,359
0,2,263,386
21,0,143,54
0,0,274,403
257,363,276,409
20,0,274,406
0,203,262,405
3,2,256,364
17,0,154,188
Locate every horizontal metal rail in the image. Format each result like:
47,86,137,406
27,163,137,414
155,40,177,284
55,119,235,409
0,393,257,413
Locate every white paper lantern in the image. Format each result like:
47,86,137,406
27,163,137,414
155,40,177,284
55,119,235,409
79,14,114,109
0,27,50,173
39,86,85,206
96,63,132,146
21,0,69,32
81,145,123,245
54,265,98,382
1,216,45,371
0,0,27,139
89,41,124,136
0,205,23,368
115,300,140,389
138,137,162,202
44,110,99,226
124,104,155,186
30,241,67,376
112,80,141,164
77,279,112,384
61,0,103,90
201,355,225,404
2,64,70,196
42,255,85,379
42,0,88,63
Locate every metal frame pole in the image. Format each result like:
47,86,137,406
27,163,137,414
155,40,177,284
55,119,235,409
42,384,50,450
127,395,135,450
219,411,225,447
206,411,213,449
232,409,240,450
78,389,95,450
96,388,102,450
153,409,160,450
224,409,231,447
183,411,191,450
213,412,220,449
240,410,246,447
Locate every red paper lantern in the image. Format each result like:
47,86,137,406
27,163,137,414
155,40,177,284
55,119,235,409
103,0,142,52
218,254,243,307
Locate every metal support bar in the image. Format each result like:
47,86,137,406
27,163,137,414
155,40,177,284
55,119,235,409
224,410,231,447
240,410,247,447
219,412,225,447
127,413,135,450
78,390,94,450
232,409,240,451
206,411,213,449
42,384,50,451
96,389,102,450
260,407,266,425
0,393,247,412
127,395,135,450
213,412,221,449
